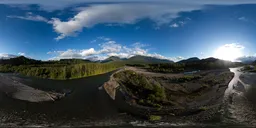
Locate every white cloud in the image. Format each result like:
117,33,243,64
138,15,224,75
81,48,96,56
0,53,17,59
238,17,248,22
47,40,180,61
7,13,48,22
2,0,256,11
5,1,256,40
97,36,111,41
90,39,97,43
49,3,201,40
99,41,122,54
18,52,26,56
170,23,179,28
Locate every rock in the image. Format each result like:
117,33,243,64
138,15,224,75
0,74,65,102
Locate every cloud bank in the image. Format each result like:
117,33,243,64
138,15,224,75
4,1,256,40
50,3,201,40
0,53,17,59
47,40,181,61
7,12,48,22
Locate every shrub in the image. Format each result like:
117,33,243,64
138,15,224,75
149,115,161,121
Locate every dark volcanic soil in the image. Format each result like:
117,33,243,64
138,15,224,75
104,67,234,123
0,72,136,127
0,67,256,127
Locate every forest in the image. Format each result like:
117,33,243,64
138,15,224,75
0,56,243,79
0,63,123,80
148,58,242,73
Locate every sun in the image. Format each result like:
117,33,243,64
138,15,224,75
214,43,244,62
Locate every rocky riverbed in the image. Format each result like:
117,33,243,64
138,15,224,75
0,74,65,102
103,67,234,122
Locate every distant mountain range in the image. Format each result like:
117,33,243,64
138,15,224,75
0,55,174,65
101,55,174,64
0,56,41,65
177,57,200,63
0,55,251,66
101,56,125,63
236,56,256,64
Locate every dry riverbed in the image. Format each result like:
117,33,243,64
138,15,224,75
104,66,234,122
0,74,65,102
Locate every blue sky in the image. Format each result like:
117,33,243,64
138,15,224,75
1,0,256,62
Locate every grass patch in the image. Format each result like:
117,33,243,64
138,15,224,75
149,115,161,121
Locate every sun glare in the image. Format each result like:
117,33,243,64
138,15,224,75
214,43,244,62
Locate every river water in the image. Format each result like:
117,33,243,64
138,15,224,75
0,68,256,127
221,68,256,126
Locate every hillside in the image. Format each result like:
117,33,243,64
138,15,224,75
148,57,242,73
125,55,174,64
178,57,200,63
101,56,123,63
104,67,234,122
0,56,41,65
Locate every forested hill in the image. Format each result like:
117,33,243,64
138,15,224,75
102,55,174,64
0,55,174,65
0,56,41,65
148,57,243,73
0,56,123,80
0,56,243,80
177,57,200,63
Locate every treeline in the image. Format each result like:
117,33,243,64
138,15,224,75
148,58,242,73
0,56,93,66
0,63,123,80
148,63,185,73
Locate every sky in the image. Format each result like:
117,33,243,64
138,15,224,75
1,0,256,62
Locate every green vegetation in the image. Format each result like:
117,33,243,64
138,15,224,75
0,63,123,80
148,58,242,73
240,65,256,72
114,70,167,108
148,115,161,121
169,75,202,83
148,63,185,73
199,106,209,111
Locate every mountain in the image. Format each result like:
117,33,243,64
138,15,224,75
59,59,92,64
0,56,41,65
102,55,174,64
182,57,243,70
101,56,123,63
126,55,174,64
253,60,256,65
236,56,256,64
178,57,200,63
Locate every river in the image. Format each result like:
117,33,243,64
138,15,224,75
0,68,256,127
221,67,256,126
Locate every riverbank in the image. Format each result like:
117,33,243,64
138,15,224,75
104,66,234,122
0,74,65,102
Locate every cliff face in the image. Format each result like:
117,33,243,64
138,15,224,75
103,67,234,121
103,77,120,100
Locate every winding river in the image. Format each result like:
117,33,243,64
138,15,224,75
222,67,256,126
0,68,256,127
